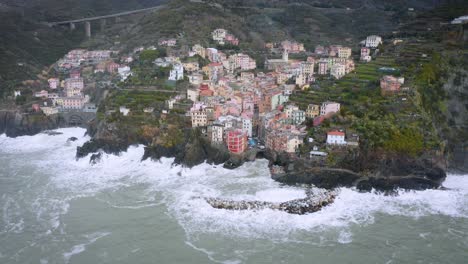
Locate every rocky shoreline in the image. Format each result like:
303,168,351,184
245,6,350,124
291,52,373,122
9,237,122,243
0,112,456,193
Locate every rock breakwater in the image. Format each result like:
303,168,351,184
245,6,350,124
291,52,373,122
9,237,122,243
205,188,337,215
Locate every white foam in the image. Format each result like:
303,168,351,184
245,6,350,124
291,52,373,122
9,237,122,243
1,128,468,242
63,232,110,263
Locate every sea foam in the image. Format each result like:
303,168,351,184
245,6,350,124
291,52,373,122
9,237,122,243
1,128,467,241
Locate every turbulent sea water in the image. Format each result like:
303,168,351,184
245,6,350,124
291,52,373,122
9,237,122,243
0,128,467,264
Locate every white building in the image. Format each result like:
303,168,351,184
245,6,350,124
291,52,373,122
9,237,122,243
365,35,383,48
169,63,184,81
191,110,208,127
320,101,341,116
187,88,199,102
242,118,252,138
118,66,132,81
13,90,21,97
48,78,60,89
285,105,300,118
119,106,130,116
330,63,346,79
211,124,224,143
337,47,352,59
287,135,302,153
326,131,346,145
212,29,227,44
188,73,204,85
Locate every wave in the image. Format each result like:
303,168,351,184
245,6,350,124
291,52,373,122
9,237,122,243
1,128,467,242
62,232,111,263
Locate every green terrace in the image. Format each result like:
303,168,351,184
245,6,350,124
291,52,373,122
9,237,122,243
105,90,172,112
291,55,399,111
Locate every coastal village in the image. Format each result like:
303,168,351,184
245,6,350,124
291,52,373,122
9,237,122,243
16,26,416,163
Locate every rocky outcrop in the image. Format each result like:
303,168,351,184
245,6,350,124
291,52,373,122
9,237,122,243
0,111,66,137
76,139,131,159
270,155,447,192
272,167,361,189
206,189,337,215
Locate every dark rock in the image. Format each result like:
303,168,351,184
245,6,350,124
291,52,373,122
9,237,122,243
272,167,361,189
67,137,78,142
90,152,102,165
356,176,441,192
76,139,130,159
0,111,66,137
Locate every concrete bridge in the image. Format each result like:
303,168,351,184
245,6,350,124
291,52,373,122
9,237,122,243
47,5,164,38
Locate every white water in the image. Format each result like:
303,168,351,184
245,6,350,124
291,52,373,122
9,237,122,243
0,128,467,263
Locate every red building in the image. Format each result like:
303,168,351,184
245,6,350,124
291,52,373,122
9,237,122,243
313,116,325,127
199,84,214,97
226,130,247,154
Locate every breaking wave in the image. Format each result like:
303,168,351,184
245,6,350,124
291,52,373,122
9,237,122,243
1,128,467,243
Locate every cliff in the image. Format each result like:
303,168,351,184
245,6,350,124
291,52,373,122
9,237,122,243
0,110,66,137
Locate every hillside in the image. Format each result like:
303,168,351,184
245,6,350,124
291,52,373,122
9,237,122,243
1,0,466,96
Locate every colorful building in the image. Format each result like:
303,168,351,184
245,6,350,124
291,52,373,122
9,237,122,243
226,130,247,153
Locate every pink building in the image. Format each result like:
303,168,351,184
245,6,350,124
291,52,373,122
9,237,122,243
62,97,86,110
34,90,48,98
32,104,41,112
225,34,239,46
281,40,305,53
48,78,59,89
64,78,84,90
320,101,341,116
361,47,370,58
380,75,401,95
107,62,120,73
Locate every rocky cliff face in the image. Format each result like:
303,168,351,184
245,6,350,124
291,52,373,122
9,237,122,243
269,151,447,192
0,111,66,137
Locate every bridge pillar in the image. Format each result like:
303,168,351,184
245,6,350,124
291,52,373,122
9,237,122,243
115,16,121,23
70,22,76,31
100,19,106,31
85,21,91,38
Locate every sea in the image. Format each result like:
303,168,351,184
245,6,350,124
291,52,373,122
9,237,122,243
0,128,467,264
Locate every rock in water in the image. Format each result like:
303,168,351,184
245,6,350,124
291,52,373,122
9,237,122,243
205,188,337,215
90,152,103,165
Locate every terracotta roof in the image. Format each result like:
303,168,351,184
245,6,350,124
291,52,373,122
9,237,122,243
328,131,345,136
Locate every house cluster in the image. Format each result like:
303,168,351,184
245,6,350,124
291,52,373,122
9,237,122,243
265,40,306,53
157,38,353,155
264,43,355,88
212,28,239,46
359,35,383,62
56,49,113,70
380,75,405,95
33,68,92,115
